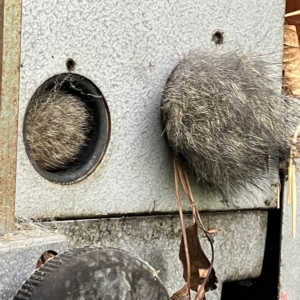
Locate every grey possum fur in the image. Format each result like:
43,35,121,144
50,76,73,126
24,90,91,171
161,50,290,193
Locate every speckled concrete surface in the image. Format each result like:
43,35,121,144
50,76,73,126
42,211,268,299
0,230,67,300
16,0,285,219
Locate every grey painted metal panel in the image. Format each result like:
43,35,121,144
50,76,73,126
16,0,285,218
0,231,67,299
42,211,267,299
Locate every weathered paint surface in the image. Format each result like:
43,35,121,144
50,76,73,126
0,0,22,235
0,229,66,299
16,0,285,219
42,211,268,299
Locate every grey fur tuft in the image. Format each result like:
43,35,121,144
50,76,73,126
24,90,91,171
161,50,289,193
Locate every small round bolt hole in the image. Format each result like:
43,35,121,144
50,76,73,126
36,250,58,269
264,200,271,207
212,31,224,45
66,58,76,71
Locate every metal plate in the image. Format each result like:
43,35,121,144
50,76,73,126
42,211,268,299
0,0,22,234
16,0,285,218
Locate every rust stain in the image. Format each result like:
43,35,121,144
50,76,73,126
0,0,22,235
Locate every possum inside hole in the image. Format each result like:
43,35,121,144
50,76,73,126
161,50,293,194
24,90,92,171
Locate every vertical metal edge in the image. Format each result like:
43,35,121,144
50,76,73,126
0,0,22,235
0,1,3,101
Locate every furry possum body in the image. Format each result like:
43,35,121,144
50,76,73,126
161,50,290,193
24,90,91,171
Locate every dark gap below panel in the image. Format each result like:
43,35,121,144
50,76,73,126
221,176,283,300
